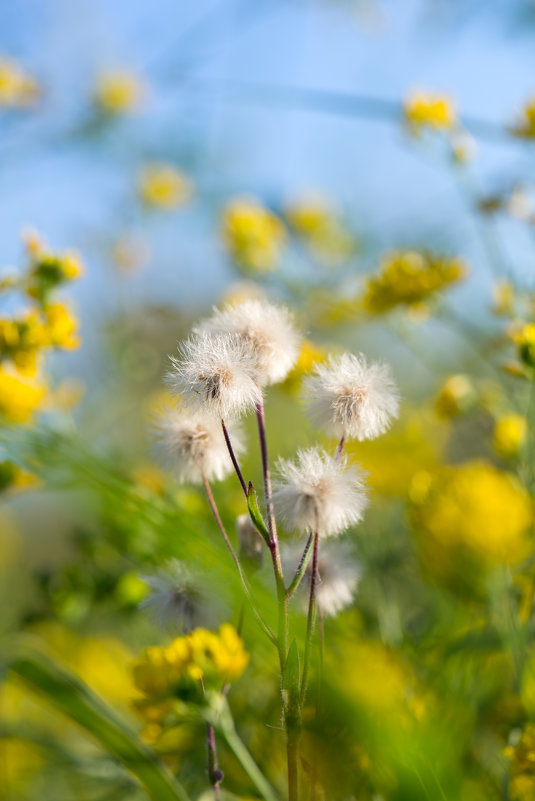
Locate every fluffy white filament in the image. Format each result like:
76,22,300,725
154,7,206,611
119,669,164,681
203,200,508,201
196,299,300,385
154,406,244,484
272,447,368,537
168,330,262,419
304,352,400,441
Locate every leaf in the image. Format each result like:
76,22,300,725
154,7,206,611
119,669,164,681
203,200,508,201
9,650,191,801
282,639,300,696
247,482,270,545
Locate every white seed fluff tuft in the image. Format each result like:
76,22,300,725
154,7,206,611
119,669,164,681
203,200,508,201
272,447,368,537
196,299,301,385
282,540,361,617
167,330,262,419
154,405,244,484
304,352,400,441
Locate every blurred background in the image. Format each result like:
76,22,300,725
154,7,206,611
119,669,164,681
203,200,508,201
2,1,535,800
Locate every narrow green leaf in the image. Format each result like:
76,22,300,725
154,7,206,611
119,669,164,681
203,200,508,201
247,482,270,545
282,639,300,695
9,651,191,801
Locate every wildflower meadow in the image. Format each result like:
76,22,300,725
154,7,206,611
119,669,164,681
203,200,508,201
2,2,535,800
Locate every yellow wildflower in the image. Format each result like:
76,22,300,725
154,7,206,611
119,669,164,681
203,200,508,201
493,414,527,459
222,197,286,272
133,625,249,706
93,70,144,115
404,90,456,132
138,163,192,209
0,460,40,493
434,374,477,418
0,365,47,423
511,98,535,139
0,57,39,108
42,303,81,350
26,239,84,303
410,461,532,584
512,323,535,368
362,250,466,314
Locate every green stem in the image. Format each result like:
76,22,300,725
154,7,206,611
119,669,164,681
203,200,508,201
219,713,280,801
202,471,277,645
286,533,314,599
300,533,319,706
287,732,299,801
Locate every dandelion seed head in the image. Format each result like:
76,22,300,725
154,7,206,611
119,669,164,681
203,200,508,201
273,447,368,537
167,330,261,419
153,404,244,484
140,560,204,633
304,352,400,441
196,299,300,385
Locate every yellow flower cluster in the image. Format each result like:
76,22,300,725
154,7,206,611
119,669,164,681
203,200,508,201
511,98,535,139
138,163,192,209
285,195,354,265
505,725,535,801
222,197,286,272
0,233,82,423
362,250,466,314
0,57,39,109
403,90,456,132
512,323,535,369
133,624,249,703
93,70,145,115
410,461,532,584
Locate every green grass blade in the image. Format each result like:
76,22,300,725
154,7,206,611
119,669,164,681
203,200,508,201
9,651,191,801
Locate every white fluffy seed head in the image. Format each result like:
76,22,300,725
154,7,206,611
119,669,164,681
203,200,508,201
139,559,204,632
153,405,244,484
304,352,400,441
283,540,361,617
273,447,368,537
167,330,262,419
196,299,301,386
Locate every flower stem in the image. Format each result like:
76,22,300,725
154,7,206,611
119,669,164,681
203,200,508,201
335,435,345,460
206,723,222,799
202,471,276,645
221,417,248,497
255,398,287,664
300,533,319,706
287,732,299,801
286,532,314,599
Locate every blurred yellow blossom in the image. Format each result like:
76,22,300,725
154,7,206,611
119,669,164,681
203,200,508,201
362,250,466,314
493,414,527,459
42,302,81,350
93,70,145,115
222,197,286,272
0,460,40,494
404,90,456,132
511,323,535,368
0,365,47,423
133,624,249,705
138,163,192,209
410,461,532,583
0,57,39,108
285,194,354,265
435,374,477,418
25,234,84,304
511,98,535,139
505,724,535,800
493,280,515,316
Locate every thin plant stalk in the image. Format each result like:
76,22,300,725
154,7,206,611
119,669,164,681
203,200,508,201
335,436,345,460
200,678,222,800
202,470,276,645
300,533,319,706
221,417,248,497
255,397,288,664
286,532,314,599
